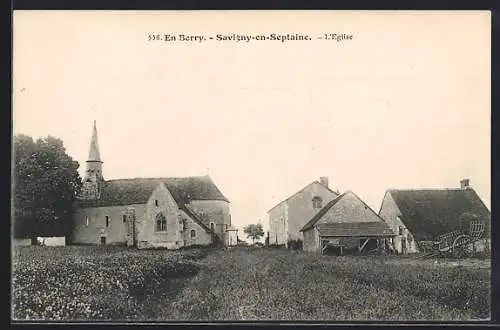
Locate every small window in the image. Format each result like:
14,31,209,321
105,216,110,227
399,226,404,235
190,229,196,238
210,222,215,232
122,215,127,223
85,216,89,227
312,196,323,209
156,213,167,232
154,200,159,207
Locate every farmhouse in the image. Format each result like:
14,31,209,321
378,179,491,254
267,177,340,247
71,122,236,249
300,191,395,254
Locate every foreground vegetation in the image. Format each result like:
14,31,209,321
12,246,490,321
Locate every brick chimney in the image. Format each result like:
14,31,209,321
319,177,329,189
460,178,470,189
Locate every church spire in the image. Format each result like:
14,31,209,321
87,120,102,162
81,121,104,200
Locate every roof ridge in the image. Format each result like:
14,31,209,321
181,204,214,234
388,188,466,192
345,190,390,224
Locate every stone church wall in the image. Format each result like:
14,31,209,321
180,209,212,247
189,200,231,240
136,183,183,249
71,203,145,245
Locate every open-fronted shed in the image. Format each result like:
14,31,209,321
300,191,395,255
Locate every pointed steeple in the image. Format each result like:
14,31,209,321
81,121,104,200
87,120,102,162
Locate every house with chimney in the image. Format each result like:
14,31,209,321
267,177,340,247
71,121,237,249
378,179,491,254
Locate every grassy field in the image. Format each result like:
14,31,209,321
11,246,491,321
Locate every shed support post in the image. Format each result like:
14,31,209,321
359,238,370,252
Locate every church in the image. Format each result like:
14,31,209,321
71,121,238,249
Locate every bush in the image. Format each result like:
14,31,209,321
11,246,206,320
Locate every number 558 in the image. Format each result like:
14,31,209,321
148,34,161,41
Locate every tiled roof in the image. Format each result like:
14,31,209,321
387,188,491,241
316,222,395,237
182,204,213,234
76,176,229,208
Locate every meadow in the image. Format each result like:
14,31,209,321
11,246,491,321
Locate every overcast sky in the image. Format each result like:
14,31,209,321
13,11,490,235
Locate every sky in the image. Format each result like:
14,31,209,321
13,11,491,236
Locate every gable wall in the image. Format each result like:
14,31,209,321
286,183,338,241
72,203,145,245
136,183,182,249
316,192,381,225
378,192,418,254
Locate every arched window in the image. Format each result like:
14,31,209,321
190,229,196,238
210,222,215,232
156,213,167,232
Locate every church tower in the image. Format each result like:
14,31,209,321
81,120,104,200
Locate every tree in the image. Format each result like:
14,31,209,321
13,134,82,239
243,223,265,244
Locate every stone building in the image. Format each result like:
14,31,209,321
71,121,236,249
378,179,491,254
300,191,395,254
267,177,340,246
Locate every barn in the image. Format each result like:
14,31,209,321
378,179,491,254
300,191,395,255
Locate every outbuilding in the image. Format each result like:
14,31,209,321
300,191,395,255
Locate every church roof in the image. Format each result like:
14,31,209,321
87,121,102,162
77,176,229,208
386,188,491,241
182,204,214,234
